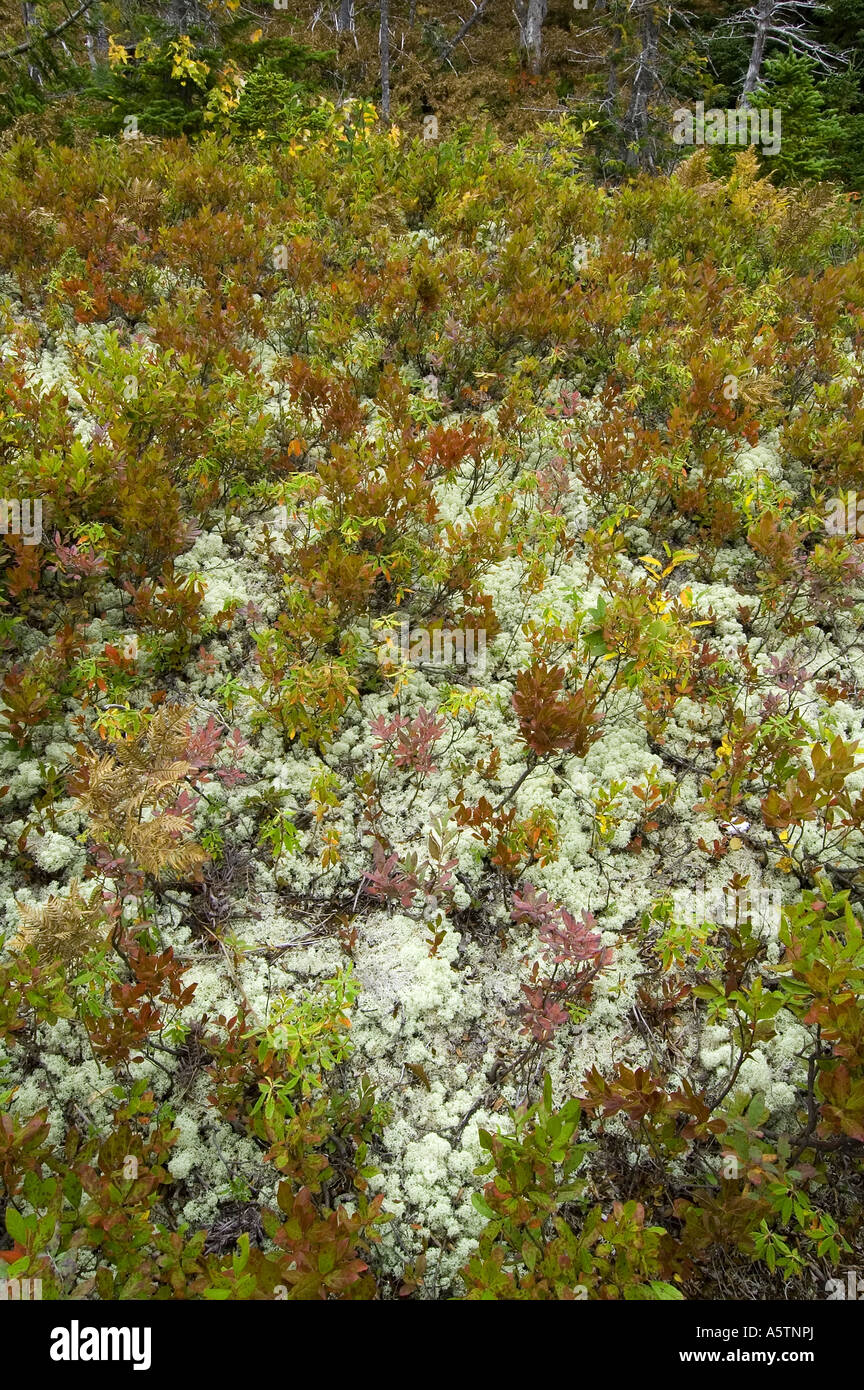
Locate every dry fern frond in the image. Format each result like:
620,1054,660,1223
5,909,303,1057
11,879,110,967
110,704,195,773
69,704,208,883
76,752,195,826
124,819,208,878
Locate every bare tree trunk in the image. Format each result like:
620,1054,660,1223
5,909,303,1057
526,0,547,73
623,0,659,170
336,0,354,33
602,46,619,114
85,1,108,69
21,2,42,83
599,0,623,115
164,0,211,33
741,0,774,101
379,0,390,118
515,0,548,74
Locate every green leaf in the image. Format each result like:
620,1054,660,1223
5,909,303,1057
647,1280,685,1300
5,1206,28,1245
471,1192,494,1219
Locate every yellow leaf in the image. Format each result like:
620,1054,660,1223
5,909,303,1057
107,34,129,67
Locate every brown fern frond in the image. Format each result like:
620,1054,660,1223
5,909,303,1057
68,704,208,883
11,879,110,966
126,821,207,878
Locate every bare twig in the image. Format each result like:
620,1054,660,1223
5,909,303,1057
439,0,494,66
0,0,96,63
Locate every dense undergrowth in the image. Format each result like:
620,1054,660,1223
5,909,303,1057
1,116,864,1299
